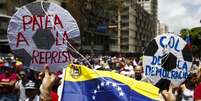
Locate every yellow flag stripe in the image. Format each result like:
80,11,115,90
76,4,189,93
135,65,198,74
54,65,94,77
65,64,159,100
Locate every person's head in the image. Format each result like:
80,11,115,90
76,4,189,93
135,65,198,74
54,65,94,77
134,65,143,80
19,69,28,81
183,73,197,88
25,80,38,99
189,73,197,87
3,63,13,76
125,59,131,65
134,65,143,74
119,60,125,68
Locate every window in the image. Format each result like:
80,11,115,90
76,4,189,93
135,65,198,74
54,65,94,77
83,32,91,45
0,3,4,9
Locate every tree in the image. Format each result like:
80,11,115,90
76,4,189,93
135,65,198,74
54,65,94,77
180,27,201,57
180,28,189,38
190,27,201,57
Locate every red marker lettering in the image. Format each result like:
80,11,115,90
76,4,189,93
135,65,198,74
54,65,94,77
32,50,39,64
16,32,29,47
23,15,32,31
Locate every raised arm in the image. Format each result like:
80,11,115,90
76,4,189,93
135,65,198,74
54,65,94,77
40,64,56,101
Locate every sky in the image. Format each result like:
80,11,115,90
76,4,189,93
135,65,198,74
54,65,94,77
158,0,201,34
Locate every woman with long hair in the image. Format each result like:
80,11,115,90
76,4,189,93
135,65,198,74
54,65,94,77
177,73,197,101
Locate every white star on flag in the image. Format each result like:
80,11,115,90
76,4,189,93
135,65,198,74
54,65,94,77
93,90,97,94
92,95,96,100
117,86,122,91
92,80,125,100
112,83,117,87
97,85,100,90
101,82,105,86
119,91,124,96
106,81,110,85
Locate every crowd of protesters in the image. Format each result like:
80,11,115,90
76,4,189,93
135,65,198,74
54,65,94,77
0,54,201,101
0,56,60,101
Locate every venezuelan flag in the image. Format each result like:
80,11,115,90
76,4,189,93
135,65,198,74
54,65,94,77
60,64,159,101
185,34,192,49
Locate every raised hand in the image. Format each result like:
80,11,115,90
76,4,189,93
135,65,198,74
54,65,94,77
161,85,176,101
40,64,56,101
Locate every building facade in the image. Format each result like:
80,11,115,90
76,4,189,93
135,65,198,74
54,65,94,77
137,0,158,39
109,0,157,53
68,0,111,54
156,19,160,35
0,0,19,54
135,4,156,52
160,23,169,34
137,0,158,17
119,0,137,53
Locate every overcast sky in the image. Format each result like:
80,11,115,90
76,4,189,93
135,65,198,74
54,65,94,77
158,0,201,34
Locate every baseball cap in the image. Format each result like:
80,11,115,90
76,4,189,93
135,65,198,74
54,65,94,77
3,62,12,68
25,80,37,90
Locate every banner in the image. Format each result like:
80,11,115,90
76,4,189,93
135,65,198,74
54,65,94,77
143,33,192,86
7,1,80,72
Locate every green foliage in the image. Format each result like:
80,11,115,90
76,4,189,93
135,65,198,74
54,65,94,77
180,28,189,38
180,27,201,56
190,27,201,46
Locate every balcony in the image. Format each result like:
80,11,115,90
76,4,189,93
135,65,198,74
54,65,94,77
109,45,119,52
110,36,118,40
121,41,129,46
121,34,129,39
121,26,129,30
120,11,129,16
0,39,8,43
121,19,129,23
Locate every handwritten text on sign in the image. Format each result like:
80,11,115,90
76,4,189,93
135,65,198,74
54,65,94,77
145,36,189,79
16,15,71,64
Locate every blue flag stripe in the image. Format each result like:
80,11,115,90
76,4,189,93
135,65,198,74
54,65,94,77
61,77,156,101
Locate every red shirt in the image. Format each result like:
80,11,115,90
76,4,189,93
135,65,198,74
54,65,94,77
0,73,17,93
51,91,58,101
194,83,201,100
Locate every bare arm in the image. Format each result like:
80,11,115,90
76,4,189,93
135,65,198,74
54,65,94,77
0,80,16,86
40,64,56,101
14,81,20,91
161,85,176,101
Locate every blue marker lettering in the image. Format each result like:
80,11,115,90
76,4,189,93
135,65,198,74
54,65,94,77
160,36,166,48
174,38,180,52
168,36,175,48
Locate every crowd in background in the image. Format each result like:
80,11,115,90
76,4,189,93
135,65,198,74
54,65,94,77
0,54,201,101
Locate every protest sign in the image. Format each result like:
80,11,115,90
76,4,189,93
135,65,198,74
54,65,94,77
7,1,80,72
143,33,192,86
